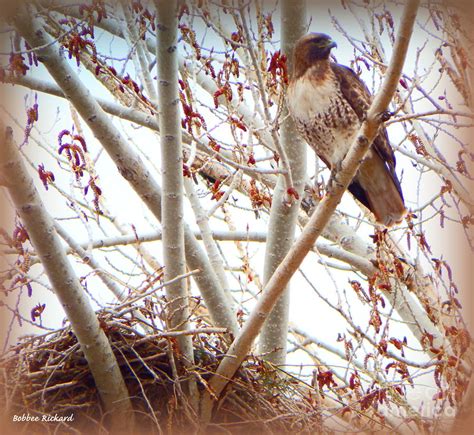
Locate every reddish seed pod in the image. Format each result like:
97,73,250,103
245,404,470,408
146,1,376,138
287,187,300,200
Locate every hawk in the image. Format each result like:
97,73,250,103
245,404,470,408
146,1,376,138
287,33,406,227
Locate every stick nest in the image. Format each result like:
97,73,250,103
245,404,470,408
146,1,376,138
0,310,322,434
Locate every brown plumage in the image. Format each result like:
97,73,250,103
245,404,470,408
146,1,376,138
287,33,406,227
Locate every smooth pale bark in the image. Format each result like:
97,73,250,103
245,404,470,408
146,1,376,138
2,229,381,277
9,4,237,335
184,178,233,304
155,0,200,409
200,0,421,423
0,121,134,431
258,0,307,365
155,0,192,357
74,229,269,247
54,222,160,335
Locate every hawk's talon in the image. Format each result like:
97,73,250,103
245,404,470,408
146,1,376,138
328,162,342,190
328,171,336,191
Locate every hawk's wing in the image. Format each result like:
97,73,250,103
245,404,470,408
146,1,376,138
330,63,403,199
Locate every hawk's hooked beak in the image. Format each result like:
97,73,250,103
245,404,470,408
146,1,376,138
325,40,337,50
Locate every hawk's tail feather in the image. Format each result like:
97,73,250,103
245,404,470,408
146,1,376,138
352,153,406,227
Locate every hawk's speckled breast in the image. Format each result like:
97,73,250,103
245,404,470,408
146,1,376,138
287,67,360,167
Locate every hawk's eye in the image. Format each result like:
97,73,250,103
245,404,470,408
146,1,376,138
310,38,325,47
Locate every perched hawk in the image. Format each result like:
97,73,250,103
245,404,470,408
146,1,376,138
287,33,406,227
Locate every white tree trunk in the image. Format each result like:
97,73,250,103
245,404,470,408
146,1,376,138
155,0,200,409
155,0,193,357
258,0,307,365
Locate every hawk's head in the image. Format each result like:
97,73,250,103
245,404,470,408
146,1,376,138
291,33,337,80
294,33,337,63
